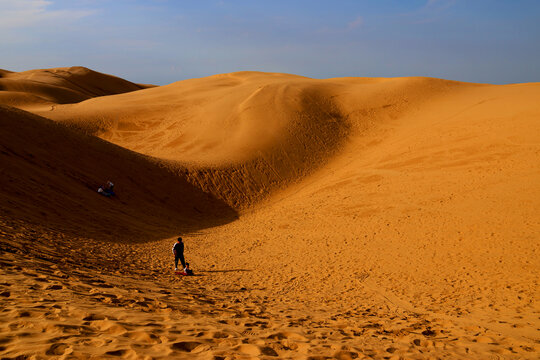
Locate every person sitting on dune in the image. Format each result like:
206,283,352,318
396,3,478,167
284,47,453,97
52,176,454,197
98,180,115,197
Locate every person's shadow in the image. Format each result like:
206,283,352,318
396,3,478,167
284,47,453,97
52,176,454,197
200,269,253,273
175,269,252,277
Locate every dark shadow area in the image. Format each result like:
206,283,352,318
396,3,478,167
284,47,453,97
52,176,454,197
200,269,253,273
0,106,239,245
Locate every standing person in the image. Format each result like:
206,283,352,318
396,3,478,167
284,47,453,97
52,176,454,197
172,237,185,271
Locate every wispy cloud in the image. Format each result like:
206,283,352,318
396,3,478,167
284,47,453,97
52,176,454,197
317,15,364,35
0,0,96,29
347,16,364,30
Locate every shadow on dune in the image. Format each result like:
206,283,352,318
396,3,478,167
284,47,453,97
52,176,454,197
201,269,253,273
0,106,238,244
180,82,352,209
171,269,253,279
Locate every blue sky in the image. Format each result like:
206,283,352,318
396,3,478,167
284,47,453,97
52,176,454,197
1,0,539,85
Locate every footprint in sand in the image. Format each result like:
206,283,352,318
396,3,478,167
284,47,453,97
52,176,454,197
105,348,137,357
46,343,72,356
171,341,204,352
267,331,309,342
45,284,63,290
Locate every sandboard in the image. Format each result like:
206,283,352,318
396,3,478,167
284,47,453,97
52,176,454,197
175,270,194,276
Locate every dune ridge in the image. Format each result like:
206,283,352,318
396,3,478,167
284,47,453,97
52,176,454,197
1,69,539,359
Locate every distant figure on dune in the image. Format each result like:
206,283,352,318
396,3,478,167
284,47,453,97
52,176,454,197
98,180,115,197
172,237,186,272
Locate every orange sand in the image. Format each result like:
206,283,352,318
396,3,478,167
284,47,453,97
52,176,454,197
0,67,539,359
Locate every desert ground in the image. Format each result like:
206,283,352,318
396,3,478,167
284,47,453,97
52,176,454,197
0,66,539,359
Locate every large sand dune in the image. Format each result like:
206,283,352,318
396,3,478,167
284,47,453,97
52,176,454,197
31,73,471,208
1,69,539,359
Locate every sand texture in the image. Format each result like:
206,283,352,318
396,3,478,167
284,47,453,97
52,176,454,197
0,68,539,359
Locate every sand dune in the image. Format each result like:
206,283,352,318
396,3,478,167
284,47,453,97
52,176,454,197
1,69,539,359
31,73,470,208
0,66,151,108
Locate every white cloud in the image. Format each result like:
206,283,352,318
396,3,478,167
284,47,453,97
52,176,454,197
0,0,96,29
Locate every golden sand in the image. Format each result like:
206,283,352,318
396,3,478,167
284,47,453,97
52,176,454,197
0,67,538,359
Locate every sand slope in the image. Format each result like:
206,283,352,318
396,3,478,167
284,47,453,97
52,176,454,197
0,105,236,244
1,69,539,359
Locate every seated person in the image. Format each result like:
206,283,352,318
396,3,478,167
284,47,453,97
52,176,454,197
98,180,115,197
